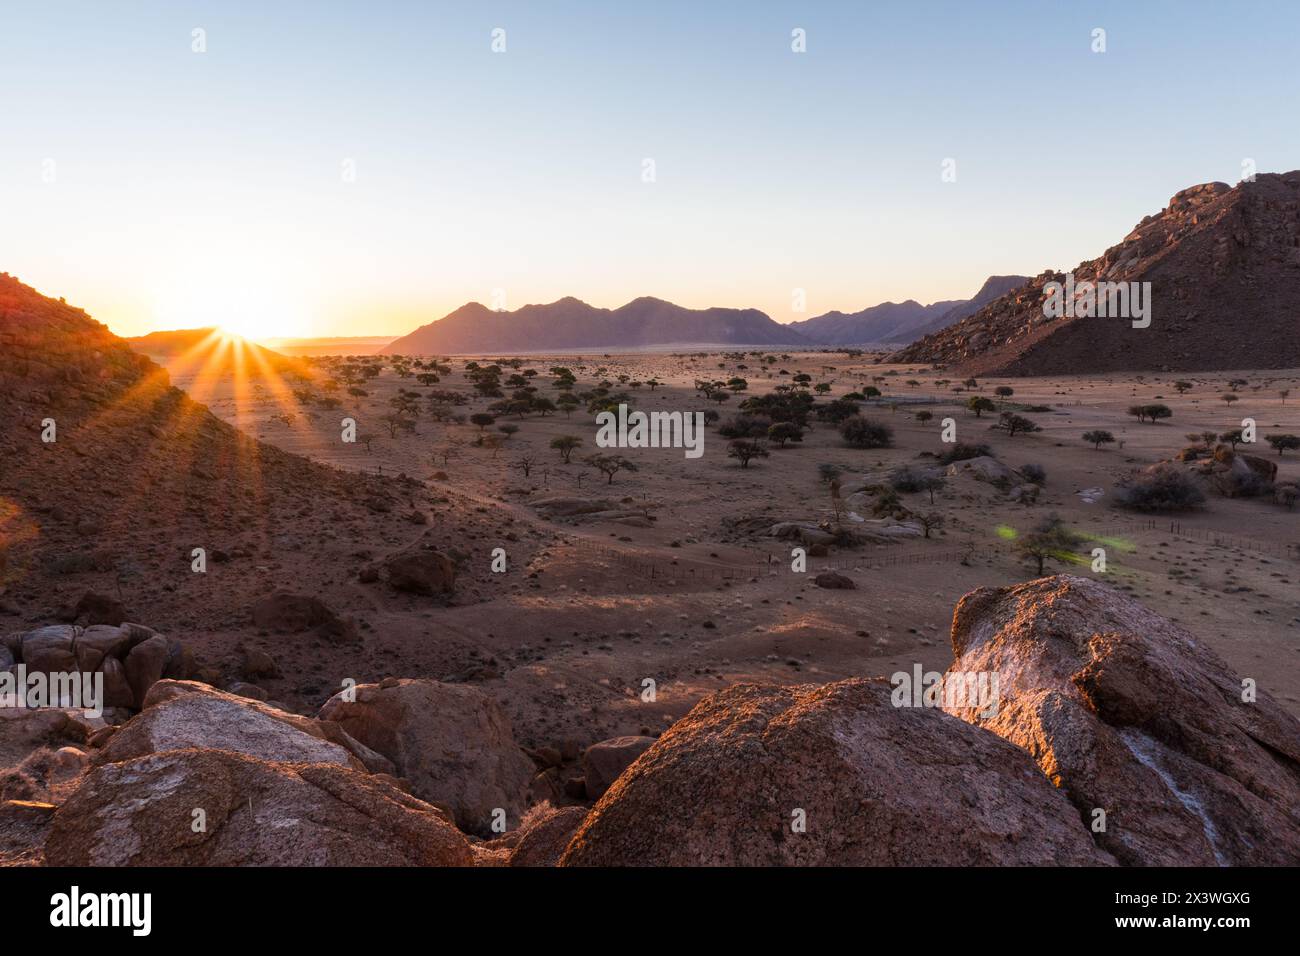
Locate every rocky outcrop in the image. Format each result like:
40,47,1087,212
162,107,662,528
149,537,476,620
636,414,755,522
2,622,190,712
944,575,1300,865
890,173,1300,374
944,455,1014,485
561,679,1108,866
318,678,533,834
45,749,473,866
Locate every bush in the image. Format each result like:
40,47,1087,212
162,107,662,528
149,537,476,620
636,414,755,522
888,467,928,493
767,422,804,446
818,463,842,484
840,416,893,449
719,414,772,439
1021,464,1047,484
1115,466,1206,512
1276,482,1298,510
740,391,815,426
816,398,862,424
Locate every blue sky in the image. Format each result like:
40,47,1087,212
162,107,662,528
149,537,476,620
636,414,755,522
1,0,1296,338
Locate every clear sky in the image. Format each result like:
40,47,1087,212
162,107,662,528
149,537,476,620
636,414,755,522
2,0,1297,340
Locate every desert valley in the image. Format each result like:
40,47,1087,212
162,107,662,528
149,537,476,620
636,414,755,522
2,9,1299,932
2,173,1300,873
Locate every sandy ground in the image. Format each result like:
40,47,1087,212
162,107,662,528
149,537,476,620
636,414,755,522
165,351,1300,748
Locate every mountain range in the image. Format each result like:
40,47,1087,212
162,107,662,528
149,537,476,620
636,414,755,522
382,278,1024,355
382,297,809,354
891,172,1300,374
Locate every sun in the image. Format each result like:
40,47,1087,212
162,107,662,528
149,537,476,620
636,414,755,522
153,280,310,344
216,317,270,343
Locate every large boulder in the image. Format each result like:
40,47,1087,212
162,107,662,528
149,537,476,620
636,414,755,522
945,455,1013,484
561,679,1108,866
72,625,132,672
18,626,77,673
383,549,456,596
319,678,532,834
582,736,656,799
944,575,1300,865
250,592,357,643
96,680,391,773
767,522,837,547
45,749,473,866
122,635,169,709
813,571,856,590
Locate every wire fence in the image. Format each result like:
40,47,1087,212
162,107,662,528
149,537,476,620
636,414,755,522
1123,517,1300,560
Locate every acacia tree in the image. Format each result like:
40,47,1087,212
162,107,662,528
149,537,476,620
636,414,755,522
585,454,637,484
917,512,944,538
1267,434,1300,457
550,435,583,463
1014,515,1079,576
1082,429,1115,450
996,412,1040,437
728,439,770,468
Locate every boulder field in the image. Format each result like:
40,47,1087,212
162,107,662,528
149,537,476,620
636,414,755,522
2,575,1297,866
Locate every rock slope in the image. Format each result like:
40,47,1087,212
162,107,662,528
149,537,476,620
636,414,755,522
891,173,1300,374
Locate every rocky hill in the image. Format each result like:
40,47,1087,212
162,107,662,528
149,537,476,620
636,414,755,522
890,173,1300,374
382,296,813,354
0,273,505,694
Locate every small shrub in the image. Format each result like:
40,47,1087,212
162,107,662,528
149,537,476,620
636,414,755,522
1115,466,1206,512
840,416,893,449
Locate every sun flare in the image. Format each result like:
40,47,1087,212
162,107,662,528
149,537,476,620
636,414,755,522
152,277,309,344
